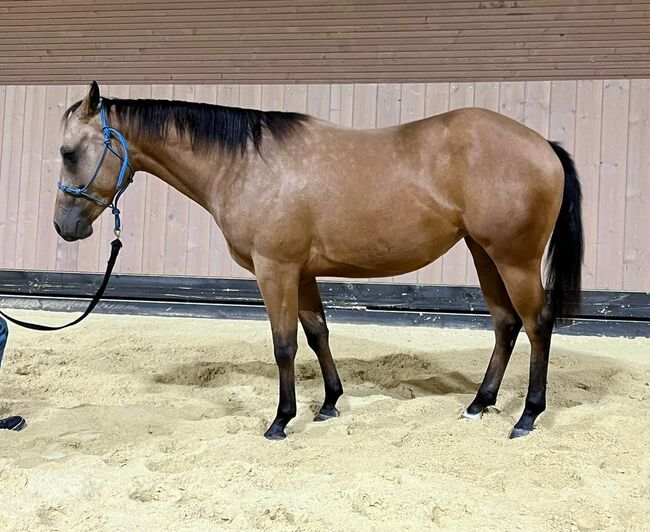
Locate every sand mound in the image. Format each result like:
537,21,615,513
0,311,649,530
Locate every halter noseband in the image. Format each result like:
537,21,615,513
57,98,134,238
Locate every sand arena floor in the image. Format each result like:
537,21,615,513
0,311,649,531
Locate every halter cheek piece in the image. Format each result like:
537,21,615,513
57,98,134,238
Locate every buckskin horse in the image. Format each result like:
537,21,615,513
54,82,583,440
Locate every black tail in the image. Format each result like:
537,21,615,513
546,141,584,324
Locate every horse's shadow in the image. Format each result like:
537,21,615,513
153,350,480,400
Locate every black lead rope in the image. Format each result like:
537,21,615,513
0,239,122,331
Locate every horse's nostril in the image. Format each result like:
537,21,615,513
53,220,62,235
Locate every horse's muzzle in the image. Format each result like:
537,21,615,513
53,217,93,242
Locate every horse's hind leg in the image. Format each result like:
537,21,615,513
463,238,522,419
299,278,343,421
492,259,554,439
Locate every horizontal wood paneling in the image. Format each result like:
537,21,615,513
1,1,649,84
0,80,648,293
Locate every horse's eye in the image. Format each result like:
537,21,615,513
60,147,77,164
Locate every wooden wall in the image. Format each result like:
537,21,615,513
0,80,649,292
1,0,650,83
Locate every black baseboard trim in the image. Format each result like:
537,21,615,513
0,271,648,337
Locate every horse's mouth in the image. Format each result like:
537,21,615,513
54,219,93,241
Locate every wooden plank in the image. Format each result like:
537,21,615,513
261,83,284,111
442,82,474,286
238,84,261,110
0,85,6,268
416,82,450,286
549,80,577,151
400,83,425,123
523,80,551,137
499,81,525,122
284,83,307,113
141,84,173,276
0,1,645,16
33,85,66,270
329,84,354,127
376,83,401,127
0,85,26,270
473,81,499,111
2,34,649,55
352,83,377,129
6,45,650,62
306,84,330,120
15,85,46,270
2,4,648,26
8,69,650,85
623,79,650,291
7,40,649,57
574,80,603,290
596,80,630,290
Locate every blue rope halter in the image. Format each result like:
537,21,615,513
57,98,134,238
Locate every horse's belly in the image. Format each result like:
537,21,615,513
305,222,460,278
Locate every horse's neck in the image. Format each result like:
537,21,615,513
129,133,248,213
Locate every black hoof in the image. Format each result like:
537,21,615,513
314,407,340,422
264,427,287,441
0,416,26,431
509,427,532,439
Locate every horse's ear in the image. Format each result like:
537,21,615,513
80,81,101,117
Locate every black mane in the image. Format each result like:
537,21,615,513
63,98,308,156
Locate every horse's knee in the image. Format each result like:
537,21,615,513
494,309,521,348
274,340,297,367
527,305,554,342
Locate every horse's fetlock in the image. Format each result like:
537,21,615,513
524,396,546,416
277,405,297,420
328,382,344,401
478,390,497,407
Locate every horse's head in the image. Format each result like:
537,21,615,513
54,81,131,241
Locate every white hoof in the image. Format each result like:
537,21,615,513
460,409,482,420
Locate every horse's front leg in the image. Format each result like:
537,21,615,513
254,256,301,440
